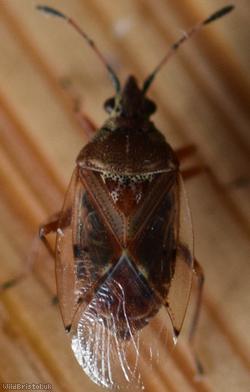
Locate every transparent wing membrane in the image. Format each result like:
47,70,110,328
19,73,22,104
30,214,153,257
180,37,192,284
71,253,173,390
166,174,194,337
56,168,78,329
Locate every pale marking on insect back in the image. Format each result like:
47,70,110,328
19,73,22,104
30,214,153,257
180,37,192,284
100,172,155,185
100,172,154,206
137,265,148,279
135,192,142,204
57,228,64,237
110,189,120,203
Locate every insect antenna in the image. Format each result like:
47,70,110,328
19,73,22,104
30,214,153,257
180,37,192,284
142,5,235,94
37,5,121,94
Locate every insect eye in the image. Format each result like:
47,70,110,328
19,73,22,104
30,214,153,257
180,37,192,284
104,97,115,113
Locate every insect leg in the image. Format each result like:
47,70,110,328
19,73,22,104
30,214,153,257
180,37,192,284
189,258,205,375
0,212,67,297
39,211,71,305
61,78,97,136
175,144,197,162
75,108,97,136
39,212,61,257
0,232,48,294
39,207,72,253
181,165,207,180
0,276,27,293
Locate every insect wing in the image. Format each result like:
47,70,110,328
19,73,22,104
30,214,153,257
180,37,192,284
56,169,193,389
56,167,119,331
69,172,181,390
166,173,194,338
56,168,79,330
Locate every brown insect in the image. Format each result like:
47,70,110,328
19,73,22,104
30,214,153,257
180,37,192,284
2,4,234,390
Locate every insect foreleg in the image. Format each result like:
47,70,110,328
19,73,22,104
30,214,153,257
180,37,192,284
175,144,197,162
75,109,97,137
60,77,97,137
181,165,208,180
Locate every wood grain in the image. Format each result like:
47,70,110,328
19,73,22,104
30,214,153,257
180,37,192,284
0,1,249,391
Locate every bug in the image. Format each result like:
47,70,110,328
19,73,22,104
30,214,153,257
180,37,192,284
2,4,234,391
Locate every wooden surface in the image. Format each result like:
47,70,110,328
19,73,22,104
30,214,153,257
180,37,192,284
0,1,249,391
